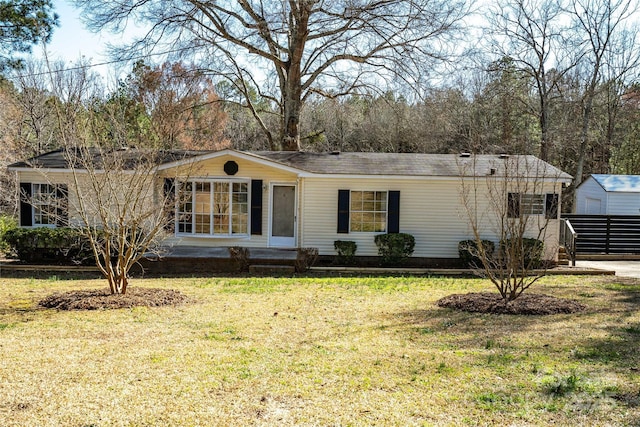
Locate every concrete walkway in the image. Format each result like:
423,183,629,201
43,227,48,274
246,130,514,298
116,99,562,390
575,260,640,279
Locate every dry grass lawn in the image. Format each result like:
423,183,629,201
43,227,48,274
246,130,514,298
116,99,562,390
0,273,639,426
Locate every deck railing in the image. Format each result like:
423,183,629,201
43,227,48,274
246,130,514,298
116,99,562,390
560,219,577,266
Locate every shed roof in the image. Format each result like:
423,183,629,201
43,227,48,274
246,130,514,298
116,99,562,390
590,174,640,193
8,148,572,181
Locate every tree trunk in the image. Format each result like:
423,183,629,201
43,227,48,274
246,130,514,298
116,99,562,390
282,87,302,151
279,2,309,152
539,105,549,161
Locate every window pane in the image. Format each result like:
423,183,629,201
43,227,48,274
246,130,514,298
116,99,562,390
231,182,248,234
521,194,544,215
350,191,387,233
176,180,250,235
33,183,58,225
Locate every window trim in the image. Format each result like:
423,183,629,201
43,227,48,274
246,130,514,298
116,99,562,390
175,177,250,238
349,190,389,233
25,183,67,228
508,192,559,219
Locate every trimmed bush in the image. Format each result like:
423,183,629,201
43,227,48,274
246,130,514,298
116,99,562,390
500,237,544,269
3,227,95,264
458,239,495,268
374,233,415,266
333,240,357,265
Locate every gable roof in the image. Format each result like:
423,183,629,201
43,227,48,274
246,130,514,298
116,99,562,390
589,174,640,193
8,148,572,181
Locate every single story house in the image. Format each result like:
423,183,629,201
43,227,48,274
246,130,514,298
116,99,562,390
575,174,640,215
8,149,572,265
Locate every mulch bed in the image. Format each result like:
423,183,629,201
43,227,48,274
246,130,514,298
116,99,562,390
436,292,586,315
39,287,191,310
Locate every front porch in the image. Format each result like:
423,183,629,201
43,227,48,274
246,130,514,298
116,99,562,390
140,246,301,274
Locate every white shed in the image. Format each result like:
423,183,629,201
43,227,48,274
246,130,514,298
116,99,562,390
576,174,640,215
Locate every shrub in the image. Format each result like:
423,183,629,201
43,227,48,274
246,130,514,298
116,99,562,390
500,237,544,269
3,227,95,264
228,246,250,272
0,215,18,256
333,240,357,265
374,233,415,266
458,239,495,268
295,247,319,272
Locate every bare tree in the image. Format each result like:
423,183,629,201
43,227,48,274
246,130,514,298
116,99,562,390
20,60,196,294
73,0,469,151
485,0,578,161
569,0,640,190
459,155,565,301
60,147,190,294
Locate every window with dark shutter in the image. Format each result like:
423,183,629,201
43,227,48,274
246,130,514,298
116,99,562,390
545,193,559,219
19,182,32,227
507,192,520,218
387,191,400,233
337,190,350,233
251,179,263,235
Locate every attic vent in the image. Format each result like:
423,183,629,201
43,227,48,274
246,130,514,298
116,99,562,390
224,160,239,175
459,152,471,157
330,151,340,155
499,153,510,159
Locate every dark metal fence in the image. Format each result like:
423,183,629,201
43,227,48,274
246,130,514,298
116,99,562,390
563,214,640,254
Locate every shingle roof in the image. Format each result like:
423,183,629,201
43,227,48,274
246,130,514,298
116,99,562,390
8,148,205,170
9,148,572,180
591,174,640,192
251,151,572,179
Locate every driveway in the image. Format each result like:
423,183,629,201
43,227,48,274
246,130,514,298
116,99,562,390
575,260,640,279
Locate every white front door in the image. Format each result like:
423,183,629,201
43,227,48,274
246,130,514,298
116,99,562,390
269,184,296,247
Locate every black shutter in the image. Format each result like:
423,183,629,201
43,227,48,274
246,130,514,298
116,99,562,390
507,193,520,218
337,190,350,233
19,182,32,227
251,179,263,235
163,178,176,232
55,184,69,227
545,193,559,219
387,191,400,233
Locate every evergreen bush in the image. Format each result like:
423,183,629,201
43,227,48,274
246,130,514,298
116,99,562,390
374,233,415,266
333,240,357,265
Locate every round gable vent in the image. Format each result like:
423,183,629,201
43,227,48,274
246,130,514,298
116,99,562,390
224,160,239,175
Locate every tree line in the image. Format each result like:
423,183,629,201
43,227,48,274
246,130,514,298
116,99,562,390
2,0,640,214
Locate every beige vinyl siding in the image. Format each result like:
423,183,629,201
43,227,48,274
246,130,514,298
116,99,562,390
162,155,298,248
300,177,471,257
301,177,562,259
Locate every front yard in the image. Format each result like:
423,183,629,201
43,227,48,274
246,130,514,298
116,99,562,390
0,274,639,426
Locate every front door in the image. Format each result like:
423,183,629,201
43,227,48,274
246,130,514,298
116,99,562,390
270,184,296,247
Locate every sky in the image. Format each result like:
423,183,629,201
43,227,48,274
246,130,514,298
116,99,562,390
46,1,105,63
33,1,141,80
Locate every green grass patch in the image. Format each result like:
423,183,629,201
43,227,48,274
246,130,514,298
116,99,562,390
0,274,638,425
